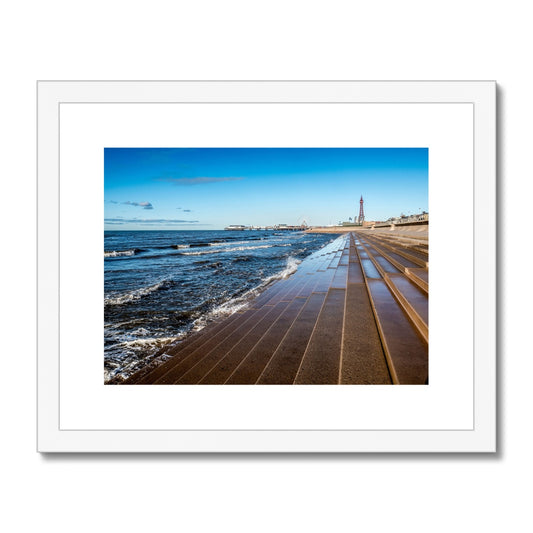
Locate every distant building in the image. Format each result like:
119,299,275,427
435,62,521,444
373,211,429,227
357,195,365,224
342,194,366,226
224,225,247,230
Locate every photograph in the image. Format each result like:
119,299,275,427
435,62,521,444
38,80,494,452
104,147,429,385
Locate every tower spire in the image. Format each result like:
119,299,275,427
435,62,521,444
358,195,365,224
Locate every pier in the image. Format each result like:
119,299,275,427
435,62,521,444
124,229,428,385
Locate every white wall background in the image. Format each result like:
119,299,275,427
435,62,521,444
1,1,525,532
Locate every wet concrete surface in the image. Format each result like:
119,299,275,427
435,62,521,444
124,231,428,385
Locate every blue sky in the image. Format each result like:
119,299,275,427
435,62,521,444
104,148,428,230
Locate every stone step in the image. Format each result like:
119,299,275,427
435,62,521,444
154,304,278,384
125,310,248,384
317,254,336,271
340,268,392,384
362,240,421,272
372,253,401,274
365,233,429,258
354,235,428,384
178,300,292,384
262,278,305,306
312,267,338,293
250,244,344,309
366,279,428,384
405,267,429,293
412,244,429,255
381,243,428,268
356,240,399,273
250,278,295,308
360,257,382,279
387,273,429,343
331,264,349,290
289,273,324,299
327,251,344,270
362,236,428,268
362,228,429,246
356,240,429,342
268,261,326,296
251,263,317,307
347,253,364,283
294,288,346,384
257,292,327,384
211,297,309,384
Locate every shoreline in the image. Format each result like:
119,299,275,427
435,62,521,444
121,230,428,385
104,230,333,382
106,247,309,384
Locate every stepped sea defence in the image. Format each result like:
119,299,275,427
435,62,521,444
104,230,335,382
121,229,428,385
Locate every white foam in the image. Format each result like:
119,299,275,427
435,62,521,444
104,249,136,257
116,335,179,348
104,318,145,329
191,255,301,331
180,248,224,256
208,240,247,247
232,244,291,251
104,279,171,306
278,255,301,279
181,243,289,256
131,327,150,336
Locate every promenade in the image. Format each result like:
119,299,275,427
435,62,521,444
125,229,428,385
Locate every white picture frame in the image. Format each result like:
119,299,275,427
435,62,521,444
37,81,496,452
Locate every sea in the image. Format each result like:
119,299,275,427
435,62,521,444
104,230,335,382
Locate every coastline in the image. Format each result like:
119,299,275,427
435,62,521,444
122,229,428,385
107,256,302,384
104,230,332,383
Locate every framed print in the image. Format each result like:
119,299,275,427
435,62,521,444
37,80,496,452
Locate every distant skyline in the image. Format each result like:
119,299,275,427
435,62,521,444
104,148,428,230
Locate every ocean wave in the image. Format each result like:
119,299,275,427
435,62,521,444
134,250,186,260
114,335,179,349
104,335,182,382
104,279,172,306
104,318,145,329
209,240,245,246
104,248,142,258
172,238,275,249
191,255,301,330
173,241,227,249
263,255,301,283
179,248,224,256
199,261,223,269
180,243,290,256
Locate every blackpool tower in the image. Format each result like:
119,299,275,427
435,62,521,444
357,195,365,224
